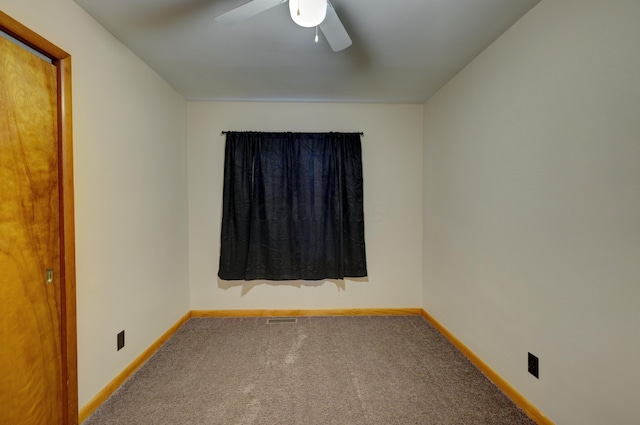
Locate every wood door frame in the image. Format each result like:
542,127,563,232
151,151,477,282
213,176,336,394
0,11,78,425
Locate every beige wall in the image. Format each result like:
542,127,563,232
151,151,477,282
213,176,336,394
188,102,423,310
423,0,640,423
0,0,190,408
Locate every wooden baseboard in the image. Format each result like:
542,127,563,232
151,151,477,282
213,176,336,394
191,308,423,318
78,308,420,421
419,309,553,425
80,308,550,425
78,312,191,423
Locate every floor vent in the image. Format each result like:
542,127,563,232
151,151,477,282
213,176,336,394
266,318,297,324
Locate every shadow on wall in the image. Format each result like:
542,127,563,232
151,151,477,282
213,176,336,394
217,277,369,296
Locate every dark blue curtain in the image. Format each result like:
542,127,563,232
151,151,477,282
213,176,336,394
218,132,367,280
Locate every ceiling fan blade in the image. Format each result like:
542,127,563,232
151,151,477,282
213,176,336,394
319,1,352,52
215,0,287,25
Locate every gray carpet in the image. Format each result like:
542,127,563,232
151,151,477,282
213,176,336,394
83,316,536,425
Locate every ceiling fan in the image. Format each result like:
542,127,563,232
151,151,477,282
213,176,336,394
215,0,352,52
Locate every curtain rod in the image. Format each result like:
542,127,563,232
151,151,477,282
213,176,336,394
221,131,364,136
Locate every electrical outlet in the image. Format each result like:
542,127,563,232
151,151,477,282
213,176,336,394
528,352,539,379
117,330,125,351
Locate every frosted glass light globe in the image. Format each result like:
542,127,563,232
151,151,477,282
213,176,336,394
289,0,327,28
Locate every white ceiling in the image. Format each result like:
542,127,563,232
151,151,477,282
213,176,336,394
73,0,540,103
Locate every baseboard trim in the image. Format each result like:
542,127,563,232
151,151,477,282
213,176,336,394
420,309,553,425
79,308,550,425
78,312,191,423
79,308,420,421
191,308,423,317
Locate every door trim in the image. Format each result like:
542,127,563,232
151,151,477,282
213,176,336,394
0,11,78,425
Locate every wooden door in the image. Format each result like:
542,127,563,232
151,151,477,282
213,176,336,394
0,12,77,425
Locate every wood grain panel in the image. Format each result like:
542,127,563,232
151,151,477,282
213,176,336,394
0,35,62,425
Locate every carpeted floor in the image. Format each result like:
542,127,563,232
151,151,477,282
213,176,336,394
82,316,536,425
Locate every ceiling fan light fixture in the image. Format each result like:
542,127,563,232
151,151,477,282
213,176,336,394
289,0,327,28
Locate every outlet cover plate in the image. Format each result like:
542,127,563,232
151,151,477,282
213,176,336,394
528,352,539,378
117,330,125,351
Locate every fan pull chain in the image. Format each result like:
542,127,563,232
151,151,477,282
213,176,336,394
315,26,319,43
297,0,300,16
